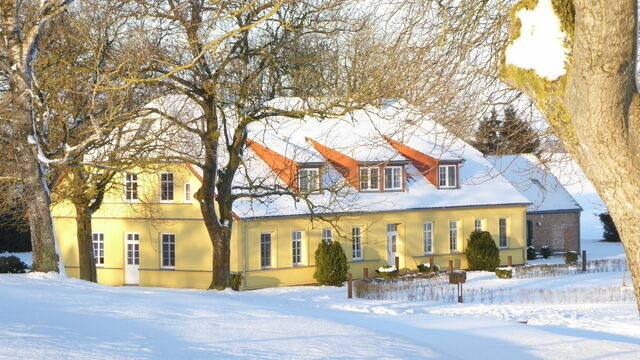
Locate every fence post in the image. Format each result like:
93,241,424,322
363,267,369,279
449,260,454,271
582,250,587,272
347,273,353,299
508,256,513,267
430,255,435,268
395,256,400,271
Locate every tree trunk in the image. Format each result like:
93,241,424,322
74,202,97,282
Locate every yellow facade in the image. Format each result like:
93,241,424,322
52,164,528,290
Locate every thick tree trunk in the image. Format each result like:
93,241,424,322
74,203,97,282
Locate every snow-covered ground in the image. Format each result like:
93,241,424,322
1,235,638,360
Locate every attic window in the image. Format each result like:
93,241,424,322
384,166,402,190
438,165,457,189
359,167,379,191
298,168,320,192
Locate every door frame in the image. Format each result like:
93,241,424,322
387,224,399,266
124,232,140,285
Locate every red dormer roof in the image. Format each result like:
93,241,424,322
382,136,440,187
246,139,299,191
305,137,360,188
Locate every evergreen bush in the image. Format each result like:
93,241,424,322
565,251,579,265
598,212,621,242
228,272,243,291
375,265,398,279
0,255,29,273
417,263,440,273
465,230,500,271
527,246,536,260
313,240,348,286
495,267,513,279
540,246,552,259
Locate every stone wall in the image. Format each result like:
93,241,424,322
526,211,581,252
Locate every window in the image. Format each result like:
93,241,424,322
322,228,332,243
384,166,402,190
352,227,362,259
292,231,302,265
423,222,433,253
125,173,138,201
499,218,508,248
161,234,175,268
161,173,174,201
298,168,320,192
359,167,379,191
438,165,457,188
184,183,191,202
449,220,458,252
261,233,271,268
126,233,139,266
92,233,104,266
474,219,484,232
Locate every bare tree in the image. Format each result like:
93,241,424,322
501,0,640,309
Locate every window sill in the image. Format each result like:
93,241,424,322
161,266,175,270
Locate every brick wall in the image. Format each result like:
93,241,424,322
526,211,581,252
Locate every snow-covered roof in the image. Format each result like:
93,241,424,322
486,154,582,213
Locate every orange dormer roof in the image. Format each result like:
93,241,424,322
305,137,359,188
246,139,299,191
382,136,439,187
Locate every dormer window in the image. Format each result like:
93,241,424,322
384,166,402,190
298,168,320,192
439,164,457,188
359,167,379,191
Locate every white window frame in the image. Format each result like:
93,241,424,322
125,233,140,266
92,232,104,266
449,220,458,252
499,218,508,248
260,233,271,269
298,168,320,192
161,233,176,268
423,222,433,254
359,167,379,191
124,173,138,202
322,228,332,244
160,172,174,202
352,226,362,260
292,231,303,266
439,165,457,189
384,166,402,190
184,183,192,203
474,218,485,232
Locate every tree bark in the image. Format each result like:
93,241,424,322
73,202,97,282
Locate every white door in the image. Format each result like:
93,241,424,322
125,233,140,285
387,224,398,266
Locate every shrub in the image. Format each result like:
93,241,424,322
466,230,500,271
540,246,552,259
0,256,29,273
527,246,536,260
565,251,579,265
417,263,440,273
228,272,243,291
599,212,621,242
375,265,398,279
313,240,349,286
495,267,513,279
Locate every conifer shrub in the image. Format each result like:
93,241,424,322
417,263,440,273
565,251,579,265
540,245,552,259
598,212,621,242
228,272,243,291
527,246,537,260
0,256,29,273
313,240,349,286
495,267,513,279
375,265,398,279
466,230,500,271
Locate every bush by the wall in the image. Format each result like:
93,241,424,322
313,240,349,286
228,272,243,291
540,246,552,259
375,265,398,279
0,256,29,273
466,230,500,271
565,251,579,265
527,246,536,260
495,267,513,279
417,263,440,273
599,212,621,242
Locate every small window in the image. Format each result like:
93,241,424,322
474,219,484,232
261,233,271,268
126,233,140,266
384,166,402,190
359,167,379,191
161,173,174,201
449,220,458,252
322,228,332,243
423,222,433,254
92,233,104,266
352,227,362,259
292,231,303,265
184,183,192,202
499,218,508,248
298,168,320,192
161,234,175,268
125,173,138,201
439,165,457,188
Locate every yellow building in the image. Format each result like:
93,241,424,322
51,102,531,290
